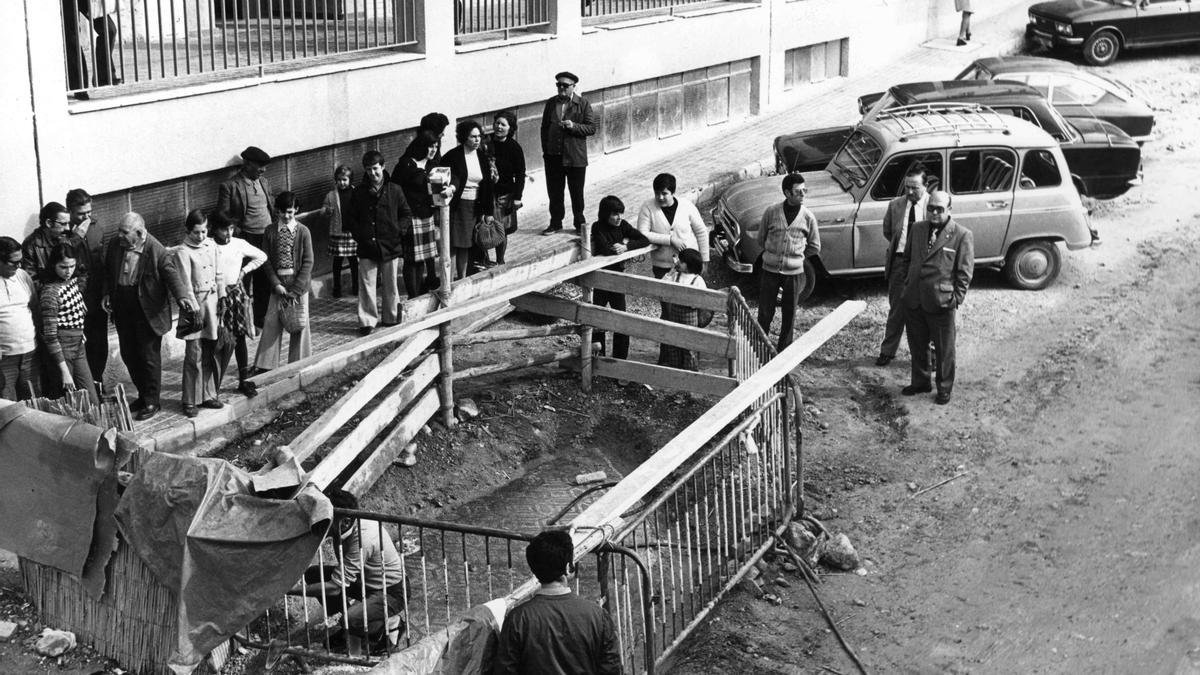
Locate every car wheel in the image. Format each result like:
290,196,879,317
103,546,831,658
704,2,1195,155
1004,240,1061,291
1083,30,1120,67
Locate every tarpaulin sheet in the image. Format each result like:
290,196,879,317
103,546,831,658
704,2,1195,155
115,452,332,674
0,400,128,599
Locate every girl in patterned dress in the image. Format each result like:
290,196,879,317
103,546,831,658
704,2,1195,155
657,248,708,372
38,242,97,403
323,165,359,298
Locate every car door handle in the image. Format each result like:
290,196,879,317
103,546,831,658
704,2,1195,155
987,200,1009,209
822,217,846,224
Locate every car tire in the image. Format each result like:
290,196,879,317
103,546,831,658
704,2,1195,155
1004,239,1061,291
1083,30,1120,67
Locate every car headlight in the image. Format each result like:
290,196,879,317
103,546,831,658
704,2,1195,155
1028,12,1034,23
1055,22,1072,36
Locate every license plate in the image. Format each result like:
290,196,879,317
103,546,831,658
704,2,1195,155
1033,35,1053,49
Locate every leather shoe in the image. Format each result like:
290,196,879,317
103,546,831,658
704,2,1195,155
200,398,224,409
875,354,894,366
182,405,199,419
901,384,932,396
358,326,374,336
238,380,259,398
135,404,160,421
128,398,146,412
956,38,968,46
935,392,952,405
540,226,563,236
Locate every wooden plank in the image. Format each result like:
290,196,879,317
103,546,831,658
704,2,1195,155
511,292,736,358
456,304,514,336
336,390,441,496
571,301,866,532
288,329,438,462
453,347,583,381
251,246,643,389
591,357,739,397
452,324,577,346
576,270,728,312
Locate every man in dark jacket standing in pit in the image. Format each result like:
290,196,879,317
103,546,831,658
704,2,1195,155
540,71,596,235
346,150,412,336
900,190,974,405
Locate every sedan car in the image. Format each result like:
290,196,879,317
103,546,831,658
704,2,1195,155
1027,0,1200,66
776,80,1142,200
955,55,1155,142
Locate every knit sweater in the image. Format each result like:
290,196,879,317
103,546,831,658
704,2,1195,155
759,202,821,275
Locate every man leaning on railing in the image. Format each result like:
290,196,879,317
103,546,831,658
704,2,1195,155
492,530,622,674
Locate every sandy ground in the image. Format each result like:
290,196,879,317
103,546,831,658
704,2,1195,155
668,49,1200,674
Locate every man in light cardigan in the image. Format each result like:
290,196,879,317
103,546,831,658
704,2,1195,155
756,173,821,351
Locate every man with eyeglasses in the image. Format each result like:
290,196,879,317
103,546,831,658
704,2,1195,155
493,529,620,674
540,71,596,236
757,173,821,351
899,190,974,405
0,237,37,400
22,202,76,281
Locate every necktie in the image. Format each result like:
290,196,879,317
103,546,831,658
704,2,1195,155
929,225,940,250
908,203,916,227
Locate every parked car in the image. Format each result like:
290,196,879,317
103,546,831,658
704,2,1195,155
1026,0,1200,66
716,109,1096,302
776,80,1142,200
954,55,1155,143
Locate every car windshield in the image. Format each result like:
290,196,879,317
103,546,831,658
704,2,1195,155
829,130,883,189
1047,105,1079,143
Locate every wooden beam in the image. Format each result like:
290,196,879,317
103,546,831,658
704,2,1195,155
338,389,440,497
453,347,584,381
589,357,739,397
316,388,441,493
510,293,737,358
575,270,728,312
570,301,867,531
288,329,438,462
456,304,514,336
451,324,577,346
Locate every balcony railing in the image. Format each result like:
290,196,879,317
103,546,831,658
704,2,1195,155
62,0,418,97
455,0,551,39
582,0,718,18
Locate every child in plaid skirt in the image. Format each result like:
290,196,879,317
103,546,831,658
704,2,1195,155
324,165,359,298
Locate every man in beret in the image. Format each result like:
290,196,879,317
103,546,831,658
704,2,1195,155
217,146,276,330
540,71,596,236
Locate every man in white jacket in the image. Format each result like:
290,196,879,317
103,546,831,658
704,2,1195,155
636,173,709,278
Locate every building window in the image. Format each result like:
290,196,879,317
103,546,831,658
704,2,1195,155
783,38,848,91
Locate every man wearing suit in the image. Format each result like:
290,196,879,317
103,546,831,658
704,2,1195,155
217,146,276,330
877,166,930,366
102,213,189,421
540,71,596,235
900,190,974,405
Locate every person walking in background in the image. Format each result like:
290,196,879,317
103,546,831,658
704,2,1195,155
441,120,496,279
492,529,621,675
658,249,709,372
174,210,223,418
489,110,527,265
65,188,110,383
254,192,314,371
347,151,411,335
590,195,649,361
394,130,448,297
877,166,930,367
210,214,266,398
322,165,359,299
61,0,119,100
900,190,974,405
540,71,596,235
102,213,189,421
757,173,821,352
0,237,38,400
636,173,709,279
217,146,275,330
956,0,974,46
37,242,97,403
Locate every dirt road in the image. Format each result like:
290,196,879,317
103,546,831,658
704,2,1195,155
671,51,1200,674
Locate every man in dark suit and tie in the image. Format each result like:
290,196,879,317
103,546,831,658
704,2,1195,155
877,166,930,366
102,213,190,421
899,190,974,405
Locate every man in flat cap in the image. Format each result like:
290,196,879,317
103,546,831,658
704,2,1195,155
217,146,276,330
540,71,596,236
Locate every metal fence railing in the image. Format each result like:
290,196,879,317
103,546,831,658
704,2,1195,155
582,0,720,19
455,0,551,39
62,0,419,97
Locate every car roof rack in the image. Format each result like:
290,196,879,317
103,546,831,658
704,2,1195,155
875,103,1013,141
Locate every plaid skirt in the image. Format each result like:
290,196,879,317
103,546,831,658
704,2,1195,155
657,303,699,371
403,215,439,262
328,232,357,257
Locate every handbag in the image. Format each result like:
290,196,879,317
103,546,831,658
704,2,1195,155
175,304,202,339
473,215,506,250
277,296,307,334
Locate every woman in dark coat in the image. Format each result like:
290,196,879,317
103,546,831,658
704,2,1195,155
488,110,526,266
440,120,495,279
393,130,445,296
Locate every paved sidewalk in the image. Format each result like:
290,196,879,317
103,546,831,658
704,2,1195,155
115,0,1032,447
